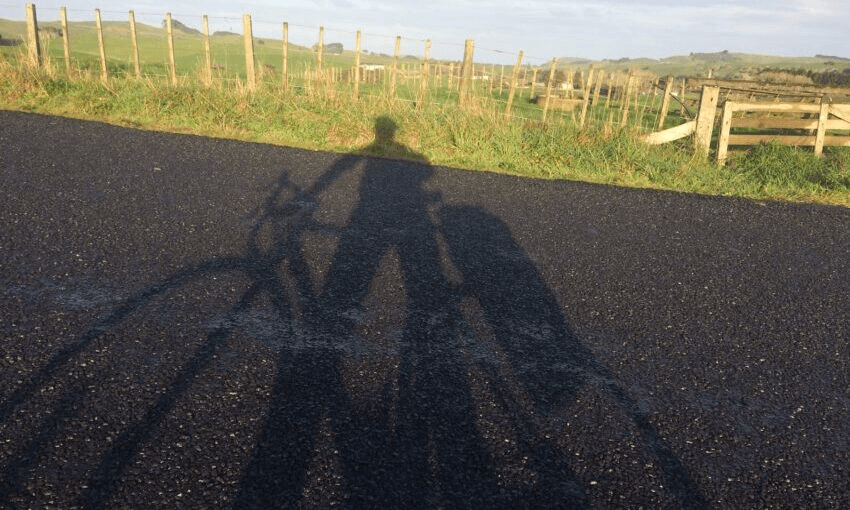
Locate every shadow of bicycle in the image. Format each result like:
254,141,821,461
0,115,705,509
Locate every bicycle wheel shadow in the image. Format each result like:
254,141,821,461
438,205,706,508
235,117,705,508
0,114,705,509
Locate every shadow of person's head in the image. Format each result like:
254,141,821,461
365,115,428,164
374,115,398,143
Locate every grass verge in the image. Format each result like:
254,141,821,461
2,57,849,207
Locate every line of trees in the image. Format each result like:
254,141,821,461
809,68,850,87
162,18,201,36
312,42,343,54
759,66,850,87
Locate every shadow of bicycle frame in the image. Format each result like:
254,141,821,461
1,117,706,509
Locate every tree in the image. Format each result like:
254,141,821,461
313,42,343,54
162,18,202,36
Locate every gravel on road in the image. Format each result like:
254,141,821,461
1,110,849,508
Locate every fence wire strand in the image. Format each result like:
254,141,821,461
2,3,693,137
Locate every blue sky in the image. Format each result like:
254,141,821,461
2,0,847,65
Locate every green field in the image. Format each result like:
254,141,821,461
4,17,846,85
0,17,554,119
1,17,849,207
0,18,337,81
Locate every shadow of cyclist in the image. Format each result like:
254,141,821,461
4,114,703,508
234,114,704,508
234,116,506,507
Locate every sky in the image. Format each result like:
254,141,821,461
1,0,848,65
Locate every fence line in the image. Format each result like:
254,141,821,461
716,101,850,164
643,86,850,164
12,2,701,140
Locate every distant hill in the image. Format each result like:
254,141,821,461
163,18,201,36
816,54,850,62
559,51,850,81
555,56,591,66
689,50,737,61
1,16,848,80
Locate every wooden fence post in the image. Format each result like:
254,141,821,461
605,73,615,106
620,74,635,126
129,11,141,79
694,85,720,159
504,50,524,120
60,7,71,74
592,69,604,105
488,64,494,94
658,75,674,129
542,58,557,122
282,22,289,90
243,14,256,91
165,12,176,85
633,75,643,121
814,99,830,156
499,64,505,95
637,78,651,130
389,35,401,98
458,39,474,107
202,15,212,85
25,3,40,68
716,99,734,165
353,30,361,99
530,68,538,99
316,26,324,73
579,67,595,128
95,9,108,83
418,39,431,107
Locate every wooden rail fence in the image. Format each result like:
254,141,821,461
645,85,850,163
643,86,719,159
716,101,850,164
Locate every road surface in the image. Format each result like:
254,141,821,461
1,111,849,508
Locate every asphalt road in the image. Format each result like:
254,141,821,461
1,110,849,509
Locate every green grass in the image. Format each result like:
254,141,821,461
726,142,850,196
0,18,351,81
5,17,847,82
1,39,849,207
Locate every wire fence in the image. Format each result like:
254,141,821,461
1,3,695,134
